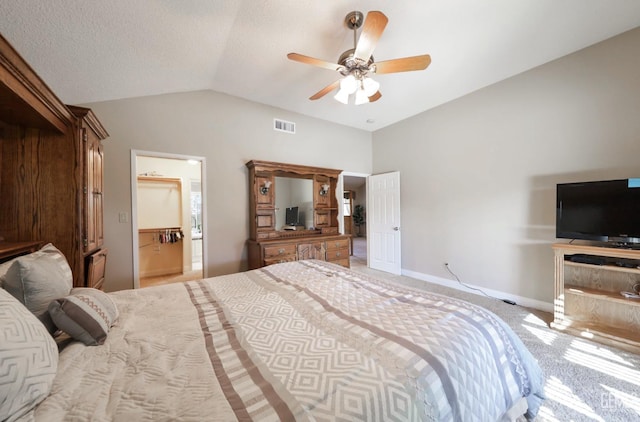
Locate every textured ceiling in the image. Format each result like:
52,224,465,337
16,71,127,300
1,1,640,131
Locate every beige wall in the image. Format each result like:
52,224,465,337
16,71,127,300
373,28,640,305
87,90,372,292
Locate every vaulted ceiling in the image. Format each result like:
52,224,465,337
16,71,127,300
2,1,640,131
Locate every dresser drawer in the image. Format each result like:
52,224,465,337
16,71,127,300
326,247,348,261
264,255,298,266
325,238,350,250
86,248,108,290
328,257,350,268
263,244,297,259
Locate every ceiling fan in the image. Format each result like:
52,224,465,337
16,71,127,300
287,10,431,105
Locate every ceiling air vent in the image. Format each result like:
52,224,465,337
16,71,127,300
274,118,296,134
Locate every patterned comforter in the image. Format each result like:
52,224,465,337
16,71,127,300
35,260,544,421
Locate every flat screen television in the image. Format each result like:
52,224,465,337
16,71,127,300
556,178,640,245
285,206,299,226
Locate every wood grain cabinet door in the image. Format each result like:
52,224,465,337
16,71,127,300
82,128,104,252
297,242,326,261
73,106,108,257
94,140,104,248
83,128,104,253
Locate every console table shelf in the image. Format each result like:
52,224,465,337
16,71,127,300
564,260,640,275
565,284,640,305
552,243,640,354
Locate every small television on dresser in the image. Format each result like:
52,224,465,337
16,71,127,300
556,178,640,246
285,206,299,226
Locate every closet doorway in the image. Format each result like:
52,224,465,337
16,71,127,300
131,150,207,289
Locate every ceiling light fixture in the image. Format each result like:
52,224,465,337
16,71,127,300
335,73,380,105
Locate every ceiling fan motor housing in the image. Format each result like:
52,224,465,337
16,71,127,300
337,49,375,77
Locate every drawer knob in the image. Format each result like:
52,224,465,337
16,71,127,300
336,251,341,257
278,248,285,254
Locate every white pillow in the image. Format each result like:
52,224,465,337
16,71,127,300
0,288,58,421
3,245,73,334
49,288,119,346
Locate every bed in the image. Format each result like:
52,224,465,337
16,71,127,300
1,249,544,421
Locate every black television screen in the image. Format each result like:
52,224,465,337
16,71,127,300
556,179,640,245
285,206,299,226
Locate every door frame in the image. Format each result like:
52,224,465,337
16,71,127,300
130,149,207,289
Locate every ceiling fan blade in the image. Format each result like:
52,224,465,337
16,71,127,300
353,11,388,62
287,53,342,71
309,80,341,100
375,55,432,74
368,91,382,102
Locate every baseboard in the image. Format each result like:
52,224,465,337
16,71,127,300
401,268,554,313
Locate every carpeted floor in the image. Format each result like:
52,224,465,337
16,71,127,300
348,260,640,421
351,236,367,266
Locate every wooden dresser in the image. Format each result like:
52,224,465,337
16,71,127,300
246,160,351,269
0,34,108,288
248,234,350,269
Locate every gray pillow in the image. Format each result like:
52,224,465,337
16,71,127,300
37,243,73,284
3,245,73,334
0,288,58,421
49,288,119,346
0,257,15,288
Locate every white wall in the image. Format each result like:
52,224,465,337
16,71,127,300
87,90,372,292
372,27,640,305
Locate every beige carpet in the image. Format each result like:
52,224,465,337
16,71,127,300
351,236,367,267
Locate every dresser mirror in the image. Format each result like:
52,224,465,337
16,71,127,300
274,177,313,230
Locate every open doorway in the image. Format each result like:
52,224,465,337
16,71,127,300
131,150,206,289
343,174,367,268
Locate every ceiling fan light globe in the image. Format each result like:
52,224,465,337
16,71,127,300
362,77,380,96
354,89,369,105
334,88,350,104
340,75,358,94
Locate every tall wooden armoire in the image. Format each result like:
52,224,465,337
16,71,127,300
0,34,109,288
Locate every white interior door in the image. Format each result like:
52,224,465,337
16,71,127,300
367,171,401,274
